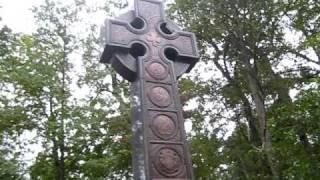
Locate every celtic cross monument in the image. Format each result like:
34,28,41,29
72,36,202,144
100,0,199,179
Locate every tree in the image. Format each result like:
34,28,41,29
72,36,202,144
168,0,320,179
0,21,32,180
28,0,133,179
1,0,133,178
75,1,133,178
284,0,320,66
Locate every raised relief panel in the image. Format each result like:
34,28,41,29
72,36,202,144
147,84,175,109
148,111,181,141
145,60,172,83
153,115,175,138
150,144,187,178
147,61,168,80
149,86,171,107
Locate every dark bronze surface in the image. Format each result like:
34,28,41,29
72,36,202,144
100,0,199,179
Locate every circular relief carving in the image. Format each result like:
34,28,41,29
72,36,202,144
154,148,184,177
149,87,171,107
147,62,168,80
152,115,176,139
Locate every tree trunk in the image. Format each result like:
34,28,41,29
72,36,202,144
50,97,64,180
239,93,261,146
58,44,67,180
244,59,279,179
211,53,260,146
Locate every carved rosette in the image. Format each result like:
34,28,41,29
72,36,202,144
151,114,177,140
146,61,168,80
154,147,184,177
148,86,172,108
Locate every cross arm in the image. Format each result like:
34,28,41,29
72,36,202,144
135,0,165,23
100,18,146,64
162,30,199,76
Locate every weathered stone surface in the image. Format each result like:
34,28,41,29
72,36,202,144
100,0,199,179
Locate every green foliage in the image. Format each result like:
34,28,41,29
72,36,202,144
0,151,23,180
0,25,24,180
285,0,320,50
30,154,56,180
169,0,320,179
191,133,221,179
269,85,320,179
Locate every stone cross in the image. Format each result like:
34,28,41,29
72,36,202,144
100,0,199,179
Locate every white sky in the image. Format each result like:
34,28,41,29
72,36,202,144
0,0,135,33
0,0,42,33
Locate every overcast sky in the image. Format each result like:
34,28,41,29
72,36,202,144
0,0,137,34
0,0,41,33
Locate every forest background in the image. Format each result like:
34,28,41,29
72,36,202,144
0,0,319,179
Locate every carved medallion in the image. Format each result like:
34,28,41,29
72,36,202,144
154,147,183,177
152,115,176,139
149,86,171,107
146,62,168,80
